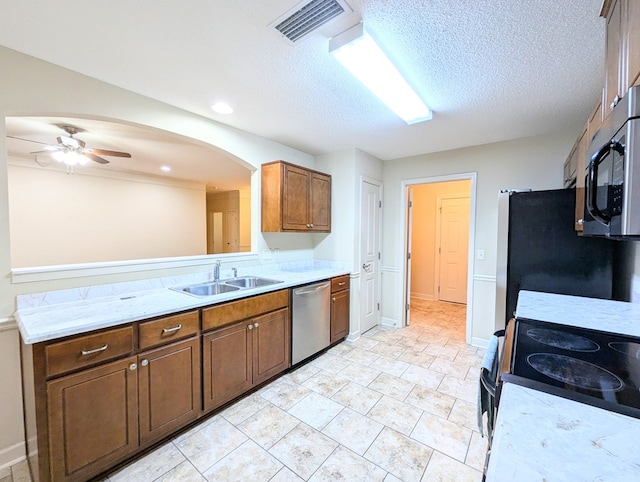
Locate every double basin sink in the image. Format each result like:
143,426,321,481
174,276,283,297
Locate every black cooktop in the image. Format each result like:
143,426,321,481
502,317,640,419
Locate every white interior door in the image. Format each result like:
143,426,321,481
436,196,470,304
360,180,382,334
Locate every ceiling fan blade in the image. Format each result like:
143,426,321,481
86,148,131,158
7,135,54,146
29,148,61,155
84,153,110,165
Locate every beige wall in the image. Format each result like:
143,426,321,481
8,161,206,267
410,180,471,300
381,131,574,345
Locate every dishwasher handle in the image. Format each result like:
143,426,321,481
294,282,330,296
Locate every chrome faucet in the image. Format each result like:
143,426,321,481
213,260,221,282
232,267,238,278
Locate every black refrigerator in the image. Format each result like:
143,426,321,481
494,188,629,331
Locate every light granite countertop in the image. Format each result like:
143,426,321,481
515,290,640,337
486,383,640,481
486,290,640,481
15,259,349,344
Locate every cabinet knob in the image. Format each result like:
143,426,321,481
141,359,149,367
248,324,253,330
129,363,137,371
254,322,259,328
332,297,336,302
577,218,584,225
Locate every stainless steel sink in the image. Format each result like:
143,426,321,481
224,276,284,288
172,275,283,297
180,282,241,296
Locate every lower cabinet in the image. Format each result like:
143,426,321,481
47,356,139,482
138,336,200,445
45,335,201,481
203,307,290,412
330,276,350,344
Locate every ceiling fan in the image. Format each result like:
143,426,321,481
7,125,132,166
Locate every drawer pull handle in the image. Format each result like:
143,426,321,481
81,344,109,356
162,324,182,334
338,282,346,286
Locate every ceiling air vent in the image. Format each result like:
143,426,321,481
272,0,351,43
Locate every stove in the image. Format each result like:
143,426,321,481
500,317,640,419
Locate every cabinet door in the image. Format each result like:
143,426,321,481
203,321,253,412
252,308,290,386
574,128,588,232
309,171,331,232
138,337,200,446
604,0,623,117
282,164,311,230
627,0,640,88
330,289,350,344
47,356,138,482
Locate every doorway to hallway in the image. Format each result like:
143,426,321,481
404,177,474,341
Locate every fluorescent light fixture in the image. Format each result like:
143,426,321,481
329,23,431,124
211,102,234,114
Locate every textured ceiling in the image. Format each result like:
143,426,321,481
0,0,605,164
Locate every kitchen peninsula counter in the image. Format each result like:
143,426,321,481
15,259,349,343
486,291,640,481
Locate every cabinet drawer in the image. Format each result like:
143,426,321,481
139,311,199,350
45,326,134,378
331,276,350,293
202,289,289,332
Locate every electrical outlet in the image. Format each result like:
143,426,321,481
273,248,280,260
263,248,272,260
477,249,485,260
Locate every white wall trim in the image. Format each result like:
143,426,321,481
0,441,26,472
473,275,497,283
11,252,260,283
381,265,400,273
0,316,17,332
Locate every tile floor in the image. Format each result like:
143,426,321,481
3,299,486,482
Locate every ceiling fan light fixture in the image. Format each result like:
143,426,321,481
52,149,90,167
329,23,432,124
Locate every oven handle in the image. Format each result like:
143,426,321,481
586,141,623,226
480,329,505,397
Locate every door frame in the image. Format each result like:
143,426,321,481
400,173,477,344
434,193,471,302
358,176,383,335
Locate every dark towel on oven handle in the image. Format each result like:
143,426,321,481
477,334,499,437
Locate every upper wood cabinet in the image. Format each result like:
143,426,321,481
261,160,331,232
602,0,640,118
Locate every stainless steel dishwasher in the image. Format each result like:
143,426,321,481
292,280,331,365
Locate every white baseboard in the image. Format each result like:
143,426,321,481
0,441,26,472
380,317,398,328
410,292,434,301
471,337,490,348
346,330,360,342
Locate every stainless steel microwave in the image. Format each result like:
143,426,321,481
583,86,640,237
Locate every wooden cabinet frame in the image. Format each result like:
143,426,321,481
261,160,331,232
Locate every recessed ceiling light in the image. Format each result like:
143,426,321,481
161,166,171,172
211,102,234,114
